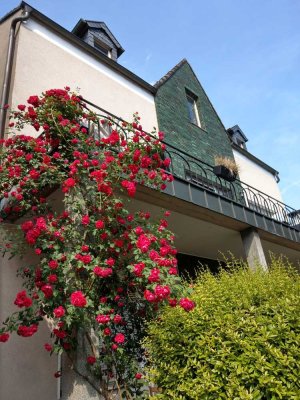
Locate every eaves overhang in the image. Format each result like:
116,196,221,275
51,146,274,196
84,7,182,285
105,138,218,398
0,1,156,95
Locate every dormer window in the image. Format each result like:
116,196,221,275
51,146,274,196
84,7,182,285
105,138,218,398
72,20,125,62
186,90,201,127
227,125,248,150
93,37,112,58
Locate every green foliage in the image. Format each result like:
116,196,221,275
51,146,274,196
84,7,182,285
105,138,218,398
145,259,300,399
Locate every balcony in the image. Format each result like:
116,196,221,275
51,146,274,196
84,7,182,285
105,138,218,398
80,97,300,245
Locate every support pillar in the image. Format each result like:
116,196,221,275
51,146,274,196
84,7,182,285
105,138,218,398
240,228,268,271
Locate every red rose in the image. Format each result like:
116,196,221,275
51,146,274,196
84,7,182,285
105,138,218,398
113,314,123,324
41,284,53,299
144,290,156,303
27,95,40,107
106,258,115,267
96,314,110,324
53,329,67,339
135,373,142,379
103,327,111,336
93,266,113,278
133,262,145,277
17,324,38,337
44,343,52,352
29,169,40,180
95,220,105,229
48,260,59,270
53,306,65,318
81,215,90,225
47,274,58,283
0,333,9,342
148,268,160,283
179,298,195,312
136,234,151,253
114,333,125,344
168,298,177,307
121,180,136,197
87,356,96,365
14,290,32,308
17,104,26,111
62,178,76,192
154,284,171,300
70,291,87,307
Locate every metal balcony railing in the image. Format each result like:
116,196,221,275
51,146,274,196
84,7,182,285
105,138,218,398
80,98,300,231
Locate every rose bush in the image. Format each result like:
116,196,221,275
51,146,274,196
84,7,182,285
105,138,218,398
0,88,194,399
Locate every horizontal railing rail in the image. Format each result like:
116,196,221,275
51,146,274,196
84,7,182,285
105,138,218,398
82,98,300,230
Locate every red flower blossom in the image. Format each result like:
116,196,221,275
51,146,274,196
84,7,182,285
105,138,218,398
148,268,160,283
81,215,90,225
48,260,59,270
179,298,195,312
53,306,65,318
47,274,58,283
0,333,10,342
114,333,125,344
27,95,40,107
93,266,113,278
144,290,156,303
70,291,87,307
87,356,96,365
135,373,142,379
121,180,136,197
44,343,52,352
103,327,111,336
62,177,76,192
14,290,32,308
136,234,151,253
41,284,53,299
154,285,171,300
96,314,110,324
17,324,38,337
113,314,123,324
95,220,105,229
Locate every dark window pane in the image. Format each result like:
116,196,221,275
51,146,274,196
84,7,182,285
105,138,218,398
186,93,198,125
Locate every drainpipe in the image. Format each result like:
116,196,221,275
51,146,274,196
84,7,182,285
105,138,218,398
0,10,30,139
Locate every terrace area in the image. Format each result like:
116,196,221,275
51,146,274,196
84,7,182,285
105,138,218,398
81,97,300,247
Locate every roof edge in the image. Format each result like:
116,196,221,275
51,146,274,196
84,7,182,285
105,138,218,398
0,2,155,94
154,58,188,88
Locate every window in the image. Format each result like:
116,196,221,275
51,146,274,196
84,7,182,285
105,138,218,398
93,37,112,58
186,90,200,126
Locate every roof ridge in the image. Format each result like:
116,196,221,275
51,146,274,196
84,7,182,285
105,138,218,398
154,58,188,88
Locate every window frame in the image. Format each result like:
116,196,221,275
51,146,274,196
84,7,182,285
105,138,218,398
185,89,201,127
93,37,112,58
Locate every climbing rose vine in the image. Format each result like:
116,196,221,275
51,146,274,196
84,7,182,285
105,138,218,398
0,88,194,398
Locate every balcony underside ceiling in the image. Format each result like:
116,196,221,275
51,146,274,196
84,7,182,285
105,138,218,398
132,183,300,266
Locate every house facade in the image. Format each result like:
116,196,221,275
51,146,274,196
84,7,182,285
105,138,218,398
0,2,299,399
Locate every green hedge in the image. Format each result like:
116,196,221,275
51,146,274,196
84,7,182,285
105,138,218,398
145,259,300,399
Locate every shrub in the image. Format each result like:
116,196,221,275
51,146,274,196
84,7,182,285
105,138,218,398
145,259,300,399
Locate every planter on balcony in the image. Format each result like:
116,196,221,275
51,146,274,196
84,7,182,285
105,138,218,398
213,165,236,182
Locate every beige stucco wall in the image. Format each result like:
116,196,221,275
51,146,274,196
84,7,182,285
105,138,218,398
0,235,57,400
10,19,157,135
233,149,282,201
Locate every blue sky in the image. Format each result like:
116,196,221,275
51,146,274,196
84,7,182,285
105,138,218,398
1,0,299,208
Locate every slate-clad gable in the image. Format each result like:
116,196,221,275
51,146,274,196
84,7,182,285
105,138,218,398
155,60,235,168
